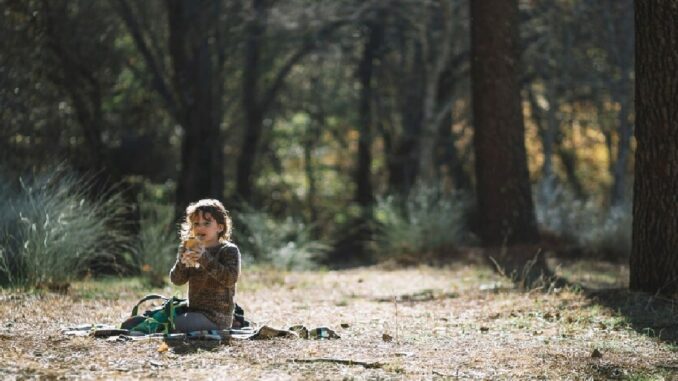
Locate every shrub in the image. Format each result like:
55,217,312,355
235,207,329,270
0,169,134,289
534,180,632,259
373,184,471,261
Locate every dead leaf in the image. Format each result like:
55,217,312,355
157,342,169,353
382,333,393,342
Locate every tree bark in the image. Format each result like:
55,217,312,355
470,0,540,246
630,1,678,294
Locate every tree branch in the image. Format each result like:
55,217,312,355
113,0,180,121
260,1,377,112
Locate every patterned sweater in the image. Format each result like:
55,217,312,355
169,241,241,329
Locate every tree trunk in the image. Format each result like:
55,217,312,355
470,0,539,246
527,85,557,186
168,0,224,216
604,0,635,207
355,19,382,207
610,90,633,206
630,1,678,294
235,0,266,204
555,120,586,198
416,1,453,185
436,110,471,191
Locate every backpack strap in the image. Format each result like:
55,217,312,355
130,294,168,316
164,296,187,331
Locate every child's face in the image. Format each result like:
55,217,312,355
190,211,224,245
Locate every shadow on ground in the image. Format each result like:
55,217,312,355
164,340,223,355
485,246,678,346
584,287,678,345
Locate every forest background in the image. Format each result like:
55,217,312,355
0,0,638,287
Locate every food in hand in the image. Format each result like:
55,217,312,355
182,236,203,268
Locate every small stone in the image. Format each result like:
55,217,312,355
340,323,350,329
591,348,603,358
480,326,490,333
382,333,393,342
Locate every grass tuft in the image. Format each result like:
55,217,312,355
134,197,176,287
0,167,134,288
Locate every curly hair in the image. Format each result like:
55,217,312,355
179,199,232,242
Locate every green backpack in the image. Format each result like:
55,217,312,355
120,294,188,334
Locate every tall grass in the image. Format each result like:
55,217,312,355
0,169,134,288
135,198,177,286
373,184,471,260
235,207,329,270
534,180,632,259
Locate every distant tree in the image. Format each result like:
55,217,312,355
2,0,123,174
354,11,383,209
629,1,678,294
470,0,540,246
116,0,232,217
374,0,468,195
235,0,369,204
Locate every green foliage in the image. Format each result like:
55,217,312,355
373,184,471,260
235,206,329,270
0,169,134,288
535,180,632,259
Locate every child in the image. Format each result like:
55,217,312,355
169,199,241,332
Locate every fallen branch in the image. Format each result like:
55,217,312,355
287,358,383,369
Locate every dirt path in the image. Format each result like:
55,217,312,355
1,261,676,380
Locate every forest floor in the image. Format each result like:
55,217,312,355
1,253,678,380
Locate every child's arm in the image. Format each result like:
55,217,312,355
196,244,240,287
169,245,191,285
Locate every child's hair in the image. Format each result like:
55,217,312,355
179,199,232,242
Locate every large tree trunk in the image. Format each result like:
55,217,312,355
168,0,224,216
470,0,539,246
630,1,678,294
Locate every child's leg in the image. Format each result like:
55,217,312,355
174,312,219,332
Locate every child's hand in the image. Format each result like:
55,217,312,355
181,248,203,267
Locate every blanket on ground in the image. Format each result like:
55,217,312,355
61,324,340,342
